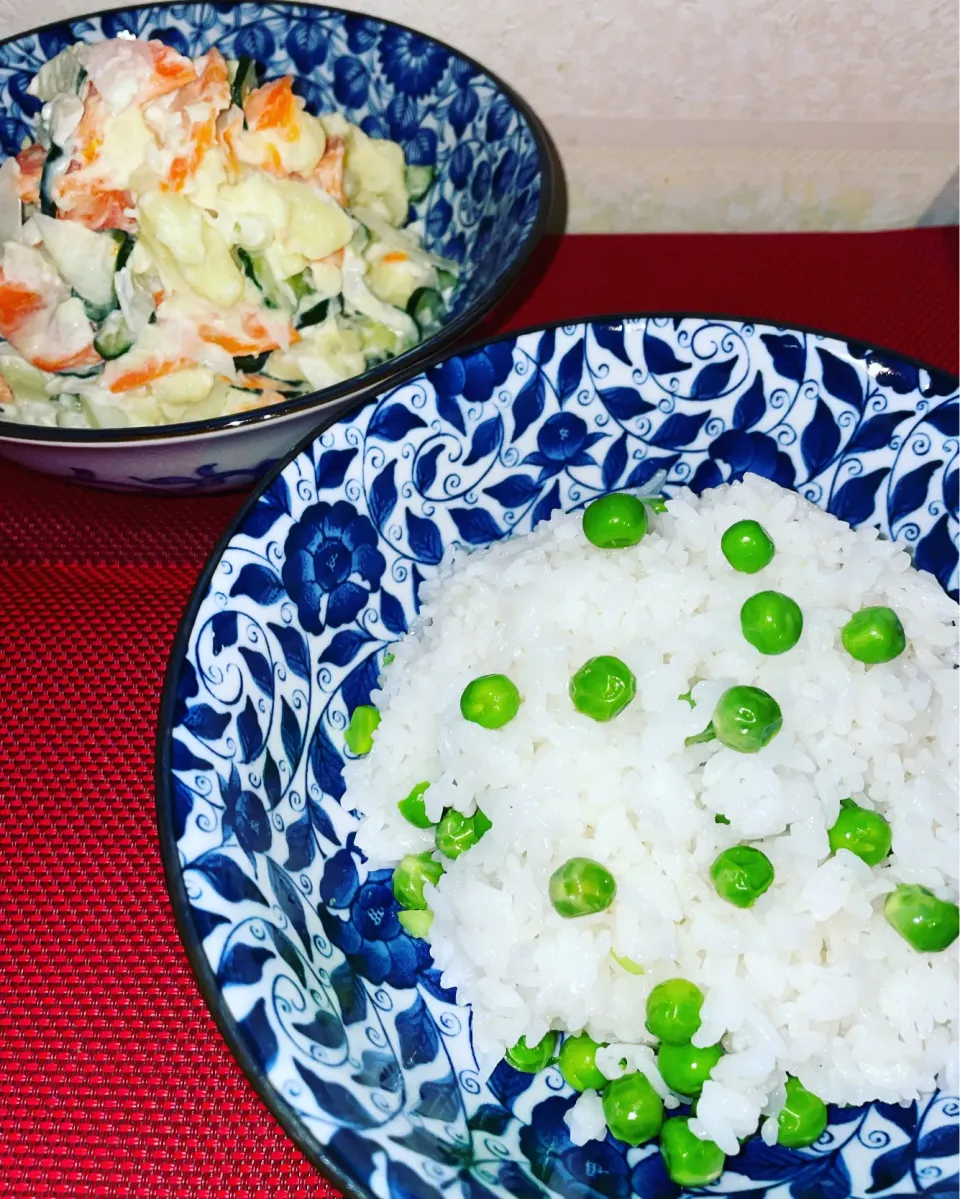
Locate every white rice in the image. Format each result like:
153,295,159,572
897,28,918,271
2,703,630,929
346,474,959,1154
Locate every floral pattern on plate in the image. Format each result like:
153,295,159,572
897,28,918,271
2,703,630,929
161,317,959,1199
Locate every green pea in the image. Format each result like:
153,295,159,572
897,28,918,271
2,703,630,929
558,1033,608,1092
714,685,782,751
660,1116,726,1186
884,884,959,953
549,857,617,918
610,950,645,975
777,1076,828,1148
392,852,444,910
656,1040,724,1097
601,1072,664,1145
740,590,804,655
645,978,704,1044
827,798,891,866
398,909,433,938
382,651,395,667
505,1032,558,1073
460,673,521,728
686,685,782,753
678,689,696,709
715,814,731,825
397,781,434,829
721,519,775,573
841,606,906,664
434,808,492,860
710,845,775,908
344,705,380,754
645,495,669,514
569,655,636,722
583,492,648,548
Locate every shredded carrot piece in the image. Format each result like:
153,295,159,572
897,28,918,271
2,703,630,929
33,344,102,373
163,119,215,192
199,314,299,356
15,144,46,204
196,47,229,93
243,311,299,343
0,279,47,335
244,77,297,133
161,50,229,191
198,327,277,355
145,42,197,99
317,248,345,269
109,356,194,393
312,135,346,205
57,187,137,233
173,47,229,114
219,111,242,175
71,88,106,165
381,252,409,265
234,373,283,391
262,143,283,174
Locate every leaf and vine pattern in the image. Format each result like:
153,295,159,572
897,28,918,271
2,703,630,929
167,317,958,1198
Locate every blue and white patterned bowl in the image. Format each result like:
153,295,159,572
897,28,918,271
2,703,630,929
0,1,551,492
157,317,959,1198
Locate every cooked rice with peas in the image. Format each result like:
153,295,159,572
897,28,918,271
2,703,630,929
343,473,958,1175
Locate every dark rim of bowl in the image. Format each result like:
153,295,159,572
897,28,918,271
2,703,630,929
0,0,556,446
155,311,957,1196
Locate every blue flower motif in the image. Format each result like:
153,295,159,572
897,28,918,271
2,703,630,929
320,865,430,989
520,1097,632,1199
386,93,420,141
522,413,605,478
282,500,385,634
709,428,796,489
377,27,450,98
428,343,515,404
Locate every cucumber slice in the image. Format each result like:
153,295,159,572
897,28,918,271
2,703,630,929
287,269,313,302
351,223,370,254
236,246,280,309
82,297,115,323
436,267,457,293
404,164,434,202
407,287,444,336
233,350,271,373
55,362,101,379
295,297,329,330
356,316,404,363
39,146,62,217
342,251,417,342
36,217,131,314
230,56,259,111
94,311,137,360
0,353,50,401
115,235,135,274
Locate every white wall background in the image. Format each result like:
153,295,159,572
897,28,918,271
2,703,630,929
4,0,957,232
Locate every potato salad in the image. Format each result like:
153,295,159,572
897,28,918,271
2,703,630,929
0,37,455,428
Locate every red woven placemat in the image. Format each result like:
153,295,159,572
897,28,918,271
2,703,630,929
0,231,957,1198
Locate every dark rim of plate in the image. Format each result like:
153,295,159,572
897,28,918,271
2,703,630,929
155,312,957,1196
0,0,556,446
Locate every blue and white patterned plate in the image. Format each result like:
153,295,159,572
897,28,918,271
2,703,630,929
157,317,959,1199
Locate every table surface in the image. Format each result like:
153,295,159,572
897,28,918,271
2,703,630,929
1,230,957,1199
